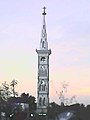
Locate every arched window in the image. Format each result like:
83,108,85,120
42,85,46,91
39,85,41,91
39,97,42,106
43,98,46,106
42,41,45,48
41,57,46,62
40,65,47,77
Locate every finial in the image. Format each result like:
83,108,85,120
42,6,46,15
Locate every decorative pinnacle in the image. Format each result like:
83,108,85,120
42,6,46,15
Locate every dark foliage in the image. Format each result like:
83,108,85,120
1,90,90,120
47,102,90,120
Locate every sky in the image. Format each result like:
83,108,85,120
0,0,90,105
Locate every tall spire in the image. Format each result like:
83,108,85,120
36,7,51,114
40,6,48,50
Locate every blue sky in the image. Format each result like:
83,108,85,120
0,0,90,105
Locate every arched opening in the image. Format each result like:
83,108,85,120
41,57,46,62
42,41,45,48
42,85,46,91
39,65,47,76
39,85,41,91
39,97,42,106
43,98,46,106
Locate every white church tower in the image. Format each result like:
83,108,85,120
36,7,51,114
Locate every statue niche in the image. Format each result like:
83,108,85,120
39,65,47,76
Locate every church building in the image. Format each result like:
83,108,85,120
36,7,51,114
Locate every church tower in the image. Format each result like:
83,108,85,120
36,7,51,114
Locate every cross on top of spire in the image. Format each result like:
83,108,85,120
42,6,46,15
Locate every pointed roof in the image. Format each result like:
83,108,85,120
36,6,51,54
40,6,48,50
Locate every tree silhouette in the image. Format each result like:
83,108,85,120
10,80,18,97
1,81,11,101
